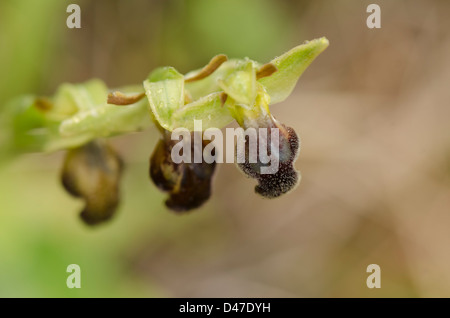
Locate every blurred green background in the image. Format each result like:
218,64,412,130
1,0,450,297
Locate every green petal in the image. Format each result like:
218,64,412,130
258,37,329,105
184,60,236,100
218,60,257,105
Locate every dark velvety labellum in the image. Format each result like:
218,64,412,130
61,141,123,225
149,131,216,212
237,117,300,198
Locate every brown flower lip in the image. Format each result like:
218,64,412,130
237,115,300,198
61,141,123,225
149,130,216,212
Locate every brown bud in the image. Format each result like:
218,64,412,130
61,141,123,225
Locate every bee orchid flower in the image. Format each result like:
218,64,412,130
143,38,328,202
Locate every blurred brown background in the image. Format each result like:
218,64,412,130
0,0,450,297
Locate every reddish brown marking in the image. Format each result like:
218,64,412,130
220,92,228,107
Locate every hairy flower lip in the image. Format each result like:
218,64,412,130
149,130,216,212
236,117,300,198
61,141,123,225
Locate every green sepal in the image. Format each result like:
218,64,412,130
218,60,257,106
172,92,234,131
258,37,329,105
143,67,184,131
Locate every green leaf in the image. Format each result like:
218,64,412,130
258,37,329,105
